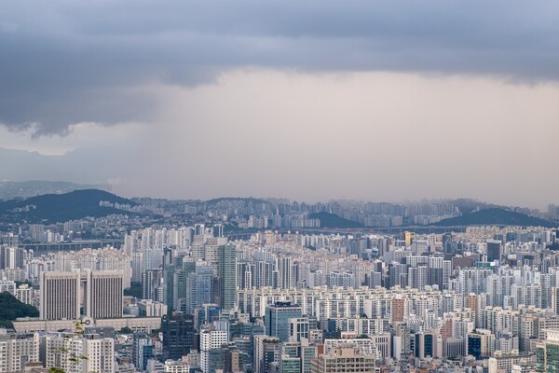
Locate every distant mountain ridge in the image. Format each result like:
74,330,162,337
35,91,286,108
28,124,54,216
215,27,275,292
205,197,273,206
0,189,137,223
0,180,106,201
434,207,555,228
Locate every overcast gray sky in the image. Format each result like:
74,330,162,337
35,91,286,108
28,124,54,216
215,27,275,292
1,0,559,207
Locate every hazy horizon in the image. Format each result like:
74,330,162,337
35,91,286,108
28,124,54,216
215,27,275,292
1,1,558,209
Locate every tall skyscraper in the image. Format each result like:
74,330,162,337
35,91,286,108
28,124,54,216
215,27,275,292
164,262,176,314
266,302,303,342
162,314,196,360
486,240,502,262
40,271,81,321
186,262,214,313
279,257,293,289
142,268,163,301
218,244,237,311
391,297,407,323
0,246,25,269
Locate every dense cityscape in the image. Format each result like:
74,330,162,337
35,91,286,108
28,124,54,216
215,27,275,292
0,187,558,372
2,1,559,372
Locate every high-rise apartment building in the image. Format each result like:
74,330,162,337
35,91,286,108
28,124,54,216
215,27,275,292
0,333,39,373
552,288,559,316
279,257,293,289
0,246,25,270
42,333,115,373
200,328,229,373
85,335,116,373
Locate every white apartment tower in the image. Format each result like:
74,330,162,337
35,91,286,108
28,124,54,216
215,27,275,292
0,333,39,373
200,329,228,373
85,336,116,373
43,333,115,373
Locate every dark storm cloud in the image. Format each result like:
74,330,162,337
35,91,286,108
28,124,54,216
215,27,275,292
1,0,558,133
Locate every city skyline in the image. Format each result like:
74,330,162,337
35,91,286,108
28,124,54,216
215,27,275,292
3,2,559,372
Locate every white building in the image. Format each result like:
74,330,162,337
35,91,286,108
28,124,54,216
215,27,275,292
200,329,228,373
40,271,81,321
85,270,123,319
138,299,168,317
0,332,39,373
15,283,34,305
42,333,115,373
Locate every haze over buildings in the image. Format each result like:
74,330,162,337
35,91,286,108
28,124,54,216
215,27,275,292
1,1,559,207
1,3,559,371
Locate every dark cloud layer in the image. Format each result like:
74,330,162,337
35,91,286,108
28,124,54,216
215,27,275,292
1,0,559,133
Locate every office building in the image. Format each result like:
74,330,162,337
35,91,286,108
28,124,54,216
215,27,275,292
133,333,154,371
85,270,123,319
310,346,374,373
487,240,502,262
281,354,301,373
162,314,197,360
535,329,559,373
266,302,303,342
218,245,237,311
40,271,81,321
468,330,493,360
254,335,281,373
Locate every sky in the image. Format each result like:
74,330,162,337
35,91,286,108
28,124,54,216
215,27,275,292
1,1,559,208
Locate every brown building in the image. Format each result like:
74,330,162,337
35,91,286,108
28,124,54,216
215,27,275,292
310,346,375,373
